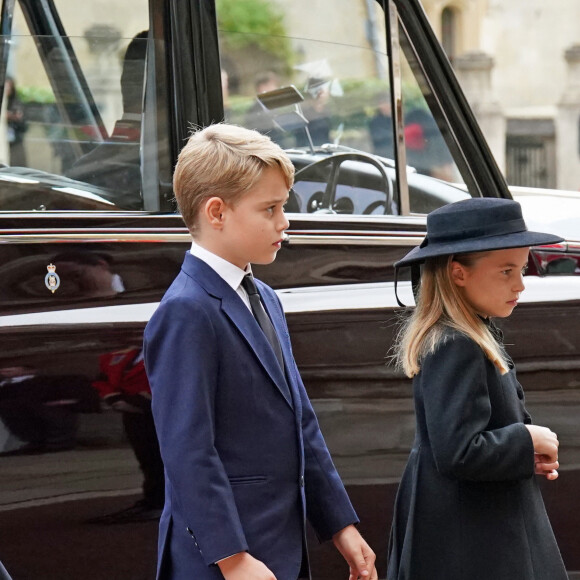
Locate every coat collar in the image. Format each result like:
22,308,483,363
181,253,293,409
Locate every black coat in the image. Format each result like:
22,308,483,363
387,329,567,580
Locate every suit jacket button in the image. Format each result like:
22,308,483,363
299,475,305,487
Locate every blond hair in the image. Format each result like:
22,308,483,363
394,253,509,378
173,123,295,233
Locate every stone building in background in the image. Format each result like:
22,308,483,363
422,0,580,191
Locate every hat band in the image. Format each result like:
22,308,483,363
428,217,527,245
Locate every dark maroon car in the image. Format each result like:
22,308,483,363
0,1,578,579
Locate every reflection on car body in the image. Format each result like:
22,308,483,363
0,0,579,579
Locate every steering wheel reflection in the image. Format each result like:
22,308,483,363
296,152,394,216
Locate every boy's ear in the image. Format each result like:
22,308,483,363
450,261,467,286
204,197,226,229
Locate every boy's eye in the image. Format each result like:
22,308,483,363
521,265,528,275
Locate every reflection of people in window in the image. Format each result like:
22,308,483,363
295,77,332,147
66,31,147,209
245,71,289,147
404,108,455,181
5,77,28,166
369,92,394,159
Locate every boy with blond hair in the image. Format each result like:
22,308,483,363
144,124,377,580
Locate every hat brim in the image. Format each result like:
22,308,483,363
395,230,564,268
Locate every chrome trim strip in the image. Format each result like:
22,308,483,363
286,228,422,236
0,211,427,225
288,213,426,224
0,211,167,218
0,228,189,233
287,234,424,246
0,230,423,245
0,233,193,243
0,231,569,250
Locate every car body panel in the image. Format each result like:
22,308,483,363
0,0,579,578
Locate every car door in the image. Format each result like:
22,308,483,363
0,1,190,577
216,0,503,573
218,1,580,574
0,0,578,578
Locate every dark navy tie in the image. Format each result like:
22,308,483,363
241,274,285,371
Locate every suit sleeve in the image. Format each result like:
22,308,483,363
144,296,248,565
420,333,535,481
269,291,359,541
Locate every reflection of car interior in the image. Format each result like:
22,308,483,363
289,151,469,215
65,31,148,210
0,24,149,212
0,166,118,211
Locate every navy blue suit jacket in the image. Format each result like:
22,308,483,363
144,253,358,579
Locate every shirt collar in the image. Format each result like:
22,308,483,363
190,240,251,292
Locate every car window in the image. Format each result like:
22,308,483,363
218,0,391,153
400,30,464,186
0,0,164,212
216,0,469,217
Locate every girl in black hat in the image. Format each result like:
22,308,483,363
387,197,568,579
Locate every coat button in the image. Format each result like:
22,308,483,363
299,475,305,487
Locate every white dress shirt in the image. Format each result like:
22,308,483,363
190,241,252,311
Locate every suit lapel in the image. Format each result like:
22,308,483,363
220,295,293,409
181,253,293,409
259,284,302,415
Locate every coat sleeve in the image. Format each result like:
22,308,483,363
420,333,535,482
268,290,359,541
144,296,248,566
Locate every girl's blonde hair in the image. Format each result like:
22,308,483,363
173,123,295,234
394,252,509,378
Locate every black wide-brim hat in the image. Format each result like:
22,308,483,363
395,197,564,268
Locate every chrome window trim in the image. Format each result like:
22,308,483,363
0,211,178,219
0,230,423,246
0,233,193,243
286,213,427,225
388,0,411,216
0,211,428,224
286,234,423,246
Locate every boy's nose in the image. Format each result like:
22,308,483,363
279,211,290,231
514,273,525,292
